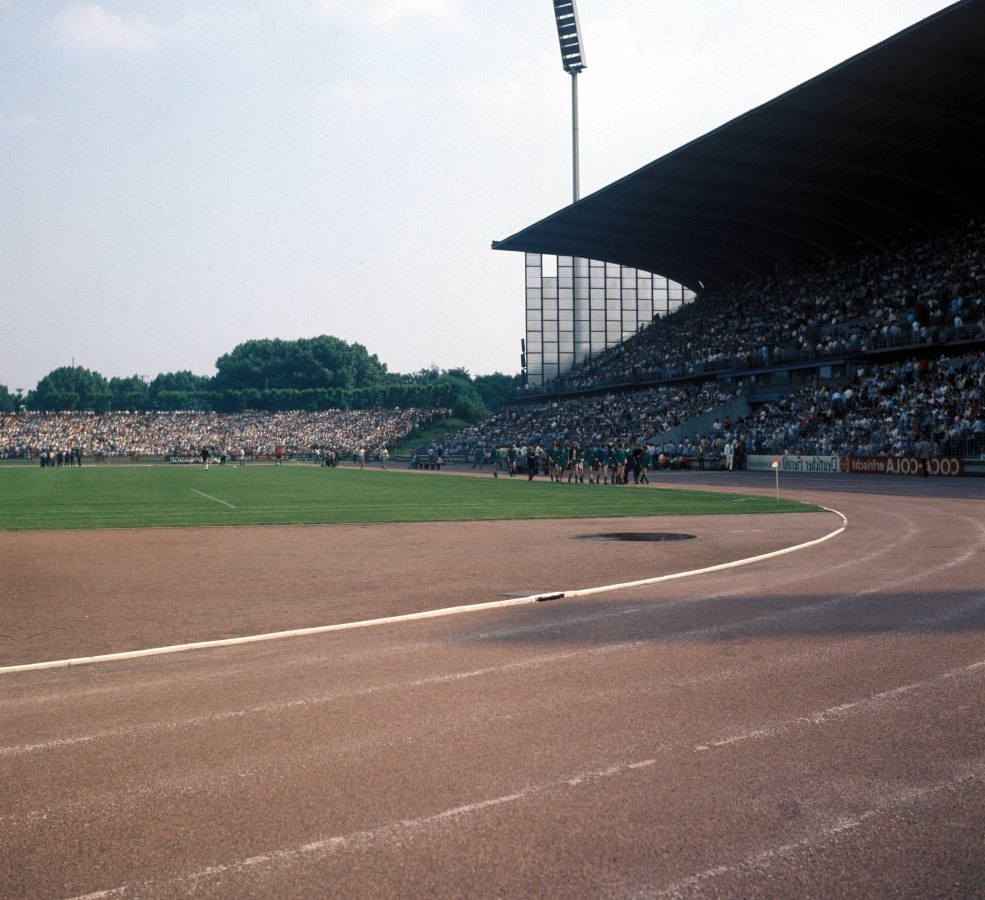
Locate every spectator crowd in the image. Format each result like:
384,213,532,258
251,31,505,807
0,407,446,462
544,219,985,393
4,220,985,472
443,350,985,469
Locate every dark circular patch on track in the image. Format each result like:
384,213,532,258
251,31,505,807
575,532,697,542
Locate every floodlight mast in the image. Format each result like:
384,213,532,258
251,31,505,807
552,0,586,202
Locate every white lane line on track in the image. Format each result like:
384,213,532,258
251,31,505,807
693,657,985,751
66,754,985,900
8,525,985,762
190,488,235,508
646,761,985,899
0,649,596,756
7,595,981,760
0,507,848,676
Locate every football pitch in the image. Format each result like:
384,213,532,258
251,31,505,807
0,464,818,531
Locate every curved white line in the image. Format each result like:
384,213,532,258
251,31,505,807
0,507,847,676
563,504,848,598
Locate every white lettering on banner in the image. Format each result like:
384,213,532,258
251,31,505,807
885,457,919,475
748,455,964,476
931,457,963,476
842,456,964,477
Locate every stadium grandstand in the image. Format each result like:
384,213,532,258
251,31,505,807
467,0,985,475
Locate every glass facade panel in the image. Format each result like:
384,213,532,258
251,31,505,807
521,252,694,387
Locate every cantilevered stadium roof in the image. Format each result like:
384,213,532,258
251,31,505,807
493,0,985,291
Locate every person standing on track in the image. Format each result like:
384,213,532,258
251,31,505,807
917,435,933,476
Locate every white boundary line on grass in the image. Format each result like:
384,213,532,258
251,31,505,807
0,507,847,676
190,489,236,509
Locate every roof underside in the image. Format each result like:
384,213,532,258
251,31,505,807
493,0,985,291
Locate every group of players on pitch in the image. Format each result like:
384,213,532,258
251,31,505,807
489,441,651,485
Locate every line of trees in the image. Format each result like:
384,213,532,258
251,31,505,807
0,336,521,420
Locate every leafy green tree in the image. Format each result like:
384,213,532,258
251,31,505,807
424,372,487,420
0,383,16,413
401,365,442,385
473,372,522,411
109,375,150,411
213,336,387,393
148,371,213,410
29,366,112,412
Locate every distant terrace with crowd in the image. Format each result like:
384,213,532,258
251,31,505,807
0,407,447,462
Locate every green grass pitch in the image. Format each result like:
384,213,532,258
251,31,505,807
0,464,819,531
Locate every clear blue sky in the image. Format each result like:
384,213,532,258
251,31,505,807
0,0,956,392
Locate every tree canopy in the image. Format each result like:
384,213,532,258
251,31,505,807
8,336,521,419
213,336,387,393
29,366,112,413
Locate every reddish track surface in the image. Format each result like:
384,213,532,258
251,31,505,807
2,471,983,898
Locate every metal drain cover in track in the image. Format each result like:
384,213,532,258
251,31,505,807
575,532,696,542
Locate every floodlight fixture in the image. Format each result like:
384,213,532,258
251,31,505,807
553,0,586,73
552,0,586,201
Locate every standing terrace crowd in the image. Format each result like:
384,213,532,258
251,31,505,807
443,350,985,471
444,382,739,464
0,407,447,462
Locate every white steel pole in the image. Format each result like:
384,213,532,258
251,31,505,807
571,69,580,202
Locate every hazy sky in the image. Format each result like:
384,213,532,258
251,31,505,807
0,0,956,391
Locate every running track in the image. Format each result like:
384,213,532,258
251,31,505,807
2,472,984,898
